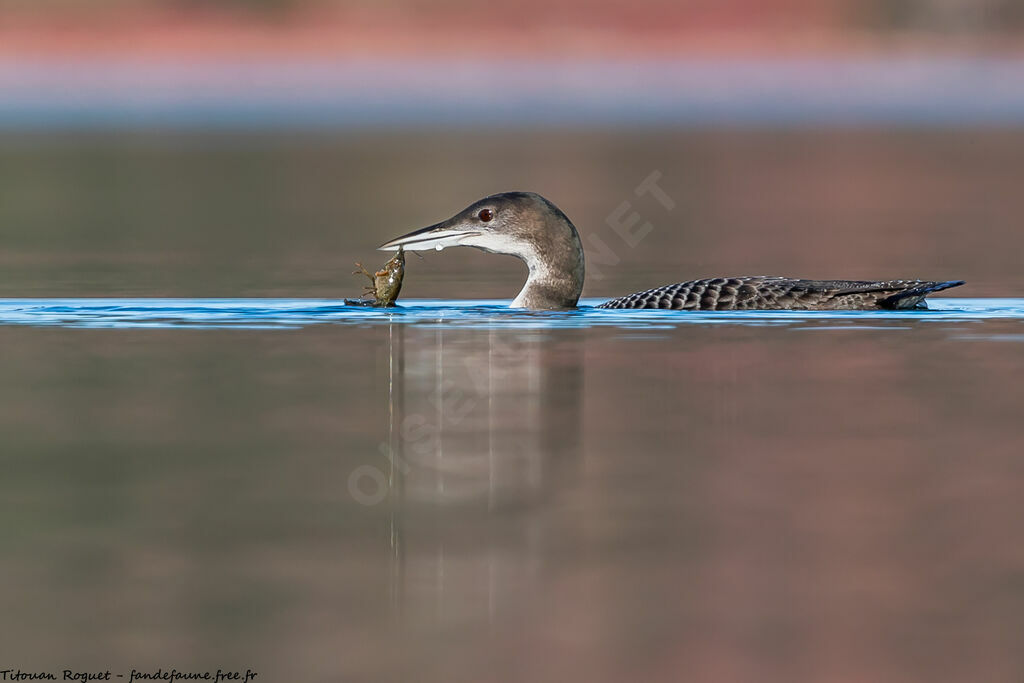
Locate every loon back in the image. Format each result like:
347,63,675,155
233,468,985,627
597,277,965,310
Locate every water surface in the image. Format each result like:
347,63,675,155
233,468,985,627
1,296,1023,329
2,297,1023,681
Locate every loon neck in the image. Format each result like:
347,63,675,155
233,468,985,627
512,266,583,309
509,218,585,310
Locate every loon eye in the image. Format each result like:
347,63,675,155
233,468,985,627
478,208,494,222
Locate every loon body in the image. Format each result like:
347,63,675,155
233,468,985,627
379,192,963,310
598,277,964,310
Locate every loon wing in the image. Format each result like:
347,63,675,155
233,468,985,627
596,277,965,311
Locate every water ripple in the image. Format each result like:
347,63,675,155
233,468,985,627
1,298,1022,331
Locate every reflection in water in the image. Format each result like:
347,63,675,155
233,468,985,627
383,323,583,625
390,324,582,506
2,315,1024,681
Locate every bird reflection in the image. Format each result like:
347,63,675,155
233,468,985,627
383,321,584,624
386,323,583,507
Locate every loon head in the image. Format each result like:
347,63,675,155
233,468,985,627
379,191,585,309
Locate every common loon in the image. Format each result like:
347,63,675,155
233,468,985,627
379,192,964,310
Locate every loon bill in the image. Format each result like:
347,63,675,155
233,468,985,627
378,191,964,311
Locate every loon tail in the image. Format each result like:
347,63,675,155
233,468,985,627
876,280,965,309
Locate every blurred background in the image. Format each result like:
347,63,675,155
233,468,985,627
3,3,1024,683
2,0,1023,299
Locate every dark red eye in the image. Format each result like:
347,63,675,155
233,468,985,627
478,208,494,222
